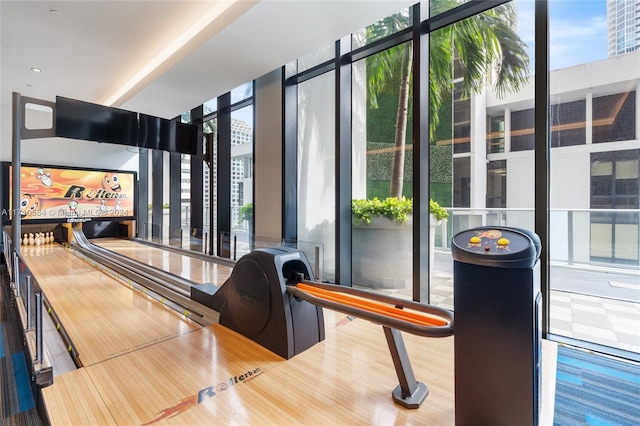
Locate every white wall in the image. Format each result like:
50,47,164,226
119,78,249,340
506,153,534,208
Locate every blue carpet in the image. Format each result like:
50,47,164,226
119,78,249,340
554,346,640,425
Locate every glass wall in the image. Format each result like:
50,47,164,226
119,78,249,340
427,0,534,306
351,34,414,293
174,0,639,356
297,71,336,281
230,104,254,251
549,0,640,353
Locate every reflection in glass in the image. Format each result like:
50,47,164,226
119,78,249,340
352,8,411,49
204,98,217,115
298,42,334,73
592,91,636,143
298,72,336,281
230,82,253,104
550,100,586,147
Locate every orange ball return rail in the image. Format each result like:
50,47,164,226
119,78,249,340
287,280,454,409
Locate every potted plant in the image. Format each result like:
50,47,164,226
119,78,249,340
351,197,448,288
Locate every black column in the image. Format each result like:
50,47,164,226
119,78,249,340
169,150,181,245
335,37,352,286
413,3,430,303
151,149,163,240
137,149,149,238
534,0,550,336
190,106,204,249
217,92,231,257
282,63,298,242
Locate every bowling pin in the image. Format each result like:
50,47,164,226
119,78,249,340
28,233,35,245
23,234,28,245
35,233,41,246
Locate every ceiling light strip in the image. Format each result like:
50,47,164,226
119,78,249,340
103,0,241,107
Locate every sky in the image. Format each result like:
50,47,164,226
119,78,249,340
517,0,609,71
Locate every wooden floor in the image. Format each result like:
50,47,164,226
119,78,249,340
20,243,201,366
18,239,556,425
42,312,459,425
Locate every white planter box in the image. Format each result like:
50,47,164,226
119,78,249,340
352,214,440,289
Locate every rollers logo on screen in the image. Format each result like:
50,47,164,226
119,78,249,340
10,166,135,220
142,368,263,424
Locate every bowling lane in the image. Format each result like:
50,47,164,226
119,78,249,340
42,309,457,425
91,238,232,285
20,244,201,366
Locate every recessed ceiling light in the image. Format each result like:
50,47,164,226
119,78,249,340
50,9,62,16
31,67,41,73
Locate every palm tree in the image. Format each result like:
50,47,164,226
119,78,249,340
366,1,530,199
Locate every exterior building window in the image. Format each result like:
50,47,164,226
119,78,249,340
453,81,471,153
487,114,505,153
592,91,636,143
511,108,534,151
550,99,586,147
487,160,507,208
453,157,471,207
590,149,640,264
230,113,253,227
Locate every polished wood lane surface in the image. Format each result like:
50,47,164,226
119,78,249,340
21,244,200,366
43,309,456,425
92,238,232,285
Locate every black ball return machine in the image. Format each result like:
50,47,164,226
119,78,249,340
192,246,325,360
452,226,542,426
192,246,454,409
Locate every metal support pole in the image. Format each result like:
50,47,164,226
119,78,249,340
12,92,22,256
26,275,32,330
314,246,320,280
36,292,43,363
13,252,20,296
233,235,237,260
383,326,428,409
204,232,208,254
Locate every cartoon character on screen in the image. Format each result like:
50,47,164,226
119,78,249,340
103,172,121,193
35,168,53,187
68,200,78,217
19,194,40,218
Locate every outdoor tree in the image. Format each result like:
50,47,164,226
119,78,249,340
366,1,531,199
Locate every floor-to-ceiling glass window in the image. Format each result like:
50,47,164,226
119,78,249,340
285,0,638,358
298,70,336,281
549,0,639,355
428,0,534,307
230,82,254,256
351,7,414,294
